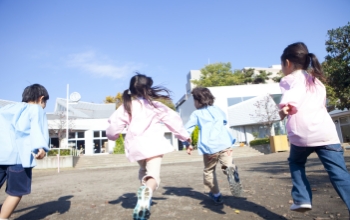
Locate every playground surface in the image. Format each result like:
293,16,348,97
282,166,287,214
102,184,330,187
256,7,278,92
1,151,350,220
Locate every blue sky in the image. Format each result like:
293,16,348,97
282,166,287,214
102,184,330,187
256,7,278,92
0,0,349,112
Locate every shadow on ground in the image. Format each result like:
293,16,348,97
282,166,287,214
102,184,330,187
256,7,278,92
245,155,350,186
13,195,73,220
162,186,287,220
108,193,166,209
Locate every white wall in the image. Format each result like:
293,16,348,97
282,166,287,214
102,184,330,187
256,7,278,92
177,83,281,125
177,95,195,124
186,70,201,94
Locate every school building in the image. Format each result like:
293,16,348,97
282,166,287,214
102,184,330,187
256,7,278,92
0,98,181,155
329,109,350,145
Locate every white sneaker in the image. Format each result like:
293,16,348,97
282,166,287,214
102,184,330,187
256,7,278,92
290,203,312,212
133,186,152,220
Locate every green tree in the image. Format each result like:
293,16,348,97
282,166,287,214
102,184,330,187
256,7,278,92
239,68,255,84
252,70,272,84
192,62,243,87
323,22,350,110
272,70,283,83
113,134,125,154
191,62,273,87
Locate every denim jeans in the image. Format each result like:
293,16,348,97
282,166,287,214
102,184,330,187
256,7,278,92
288,144,350,211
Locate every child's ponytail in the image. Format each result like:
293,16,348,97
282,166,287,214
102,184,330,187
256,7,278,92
122,89,132,117
307,53,327,83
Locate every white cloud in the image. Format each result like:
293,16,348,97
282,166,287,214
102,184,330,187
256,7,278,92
67,51,143,79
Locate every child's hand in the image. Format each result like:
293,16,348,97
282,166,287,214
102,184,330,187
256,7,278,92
279,105,290,120
282,105,290,115
186,145,193,155
35,149,46,159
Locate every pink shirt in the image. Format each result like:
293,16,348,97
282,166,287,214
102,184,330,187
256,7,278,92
279,70,340,147
106,98,190,162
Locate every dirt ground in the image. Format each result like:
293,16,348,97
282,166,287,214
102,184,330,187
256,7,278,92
1,151,350,220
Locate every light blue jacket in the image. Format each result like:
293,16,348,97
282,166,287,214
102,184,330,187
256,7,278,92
0,103,49,167
185,105,236,155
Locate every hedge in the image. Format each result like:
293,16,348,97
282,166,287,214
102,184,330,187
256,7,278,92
114,134,125,154
47,149,71,156
249,138,270,146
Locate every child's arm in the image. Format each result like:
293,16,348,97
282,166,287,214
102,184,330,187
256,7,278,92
30,105,50,154
106,106,129,141
155,102,191,142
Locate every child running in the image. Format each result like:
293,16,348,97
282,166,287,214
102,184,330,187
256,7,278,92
106,73,191,220
0,84,50,220
279,42,350,214
184,87,242,205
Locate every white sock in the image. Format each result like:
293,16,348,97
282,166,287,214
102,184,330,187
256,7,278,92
214,192,221,197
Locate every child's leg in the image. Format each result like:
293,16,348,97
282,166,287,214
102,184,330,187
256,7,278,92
134,155,162,219
0,164,32,219
218,148,242,196
218,147,236,174
143,155,163,192
316,144,350,211
288,145,314,206
0,195,22,219
137,160,147,186
203,153,220,194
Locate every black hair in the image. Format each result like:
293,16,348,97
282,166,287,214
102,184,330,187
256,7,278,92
191,87,215,108
281,42,326,82
122,73,171,117
22,84,49,103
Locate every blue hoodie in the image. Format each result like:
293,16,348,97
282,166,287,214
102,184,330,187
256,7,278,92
0,102,49,167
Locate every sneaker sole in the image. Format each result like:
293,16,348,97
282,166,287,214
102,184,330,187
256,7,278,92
227,167,242,197
133,187,151,220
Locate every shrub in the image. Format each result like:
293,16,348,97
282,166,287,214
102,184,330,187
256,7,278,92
191,126,199,150
114,134,125,154
47,149,71,156
249,138,270,146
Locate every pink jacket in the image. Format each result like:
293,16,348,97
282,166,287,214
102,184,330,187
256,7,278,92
279,70,340,147
106,98,190,162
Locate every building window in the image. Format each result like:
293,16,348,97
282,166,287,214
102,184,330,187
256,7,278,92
339,116,350,143
94,131,100,138
49,137,59,148
340,117,349,125
77,132,84,138
68,131,86,154
93,130,108,154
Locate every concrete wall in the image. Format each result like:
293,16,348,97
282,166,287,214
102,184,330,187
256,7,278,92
34,156,73,169
250,144,271,154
